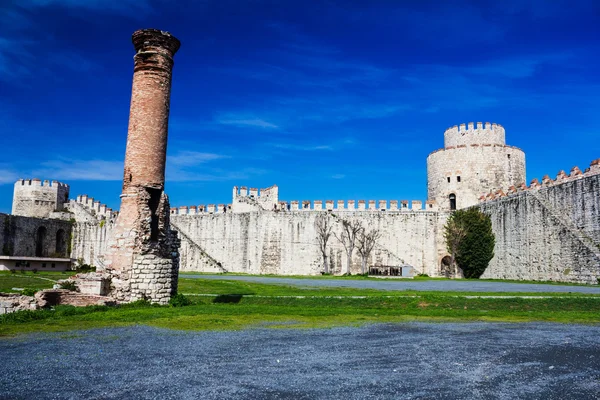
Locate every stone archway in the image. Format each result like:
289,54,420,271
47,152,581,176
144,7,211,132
440,255,452,277
35,226,47,257
56,229,67,257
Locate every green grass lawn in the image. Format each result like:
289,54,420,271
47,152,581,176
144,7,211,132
0,271,72,293
1,275,599,337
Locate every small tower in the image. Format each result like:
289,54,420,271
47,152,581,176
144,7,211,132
426,122,526,210
12,179,70,218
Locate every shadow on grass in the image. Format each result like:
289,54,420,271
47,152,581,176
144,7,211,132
213,294,244,304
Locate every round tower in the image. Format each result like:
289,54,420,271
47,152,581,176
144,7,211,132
427,122,526,210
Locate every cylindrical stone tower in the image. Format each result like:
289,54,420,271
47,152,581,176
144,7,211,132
427,122,526,210
105,29,181,305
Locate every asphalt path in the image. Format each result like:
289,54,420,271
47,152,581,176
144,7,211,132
184,274,600,294
1,323,599,399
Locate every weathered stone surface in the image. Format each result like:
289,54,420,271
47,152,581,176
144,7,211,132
0,293,37,314
71,272,111,295
172,211,448,276
11,179,70,218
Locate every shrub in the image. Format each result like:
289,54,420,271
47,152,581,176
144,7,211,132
32,268,38,274
10,269,15,274
75,264,96,273
445,208,495,279
21,288,38,296
169,293,192,307
59,281,78,291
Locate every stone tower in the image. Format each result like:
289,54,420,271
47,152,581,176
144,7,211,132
104,29,181,304
12,179,70,218
426,122,526,210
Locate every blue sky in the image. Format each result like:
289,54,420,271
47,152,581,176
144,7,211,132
1,0,599,213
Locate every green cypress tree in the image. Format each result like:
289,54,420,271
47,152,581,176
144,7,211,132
445,208,495,279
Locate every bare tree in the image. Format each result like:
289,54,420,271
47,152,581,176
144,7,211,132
315,214,333,274
356,227,382,275
444,216,467,278
333,219,363,275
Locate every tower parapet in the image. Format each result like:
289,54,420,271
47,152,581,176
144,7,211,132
12,179,70,218
232,185,278,212
444,122,505,147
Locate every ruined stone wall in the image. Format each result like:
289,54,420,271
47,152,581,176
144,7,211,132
0,294,37,314
172,210,449,276
427,122,525,210
0,213,73,258
478,167,600,284
12,179,70,218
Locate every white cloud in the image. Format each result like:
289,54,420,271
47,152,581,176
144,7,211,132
168,151,228,167
270,143,333,151
166,167,268,182
0,169,20,184
216,116,280,129
32,159,123,181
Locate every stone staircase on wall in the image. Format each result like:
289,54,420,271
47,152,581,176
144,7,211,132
527,190,600,261
170,222,227,273
235,195,270,211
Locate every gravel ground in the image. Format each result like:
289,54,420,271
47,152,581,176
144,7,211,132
185,275,600,294
1,323,599,399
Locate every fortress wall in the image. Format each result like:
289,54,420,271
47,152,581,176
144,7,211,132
478,173,600,283
427,144,525,209
172,211,449,276
0,213,73,258
70,221,114,268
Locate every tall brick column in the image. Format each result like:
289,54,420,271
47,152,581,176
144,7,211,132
104,29,181,304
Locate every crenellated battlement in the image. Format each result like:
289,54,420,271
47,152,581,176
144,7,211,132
14,178,70,188
444,121,505,147
174,197,439,213
69,194,118,221
479,158,600,202
232,184,278,212
170,203,232,215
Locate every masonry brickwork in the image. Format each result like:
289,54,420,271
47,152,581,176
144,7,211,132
478,160,600,283
102,29,181,305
